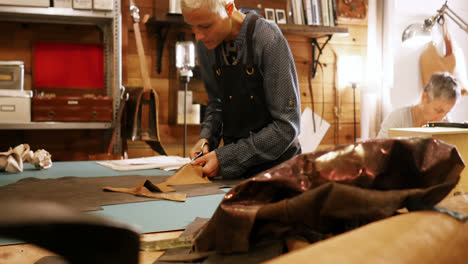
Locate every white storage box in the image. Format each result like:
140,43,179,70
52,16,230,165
0,61,24,91
0,0,49,7
0,90,32,123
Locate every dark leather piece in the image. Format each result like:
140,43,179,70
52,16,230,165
193,137,465,253
0,200,140,264
0,175,241,211
155,241,282,264
154,218,283,264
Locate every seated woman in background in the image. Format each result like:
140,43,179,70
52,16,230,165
377,72,461,138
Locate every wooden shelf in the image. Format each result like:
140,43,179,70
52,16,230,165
147,13,349,39
278,23,348,38
146,13,186,26
0,6,113,25
0,122,112,130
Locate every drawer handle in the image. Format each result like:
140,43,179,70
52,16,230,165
0,105,15,112
48,111,56,119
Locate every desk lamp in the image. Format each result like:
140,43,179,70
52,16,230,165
175,41,195,157
402,1,468,45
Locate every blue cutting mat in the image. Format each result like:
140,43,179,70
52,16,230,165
0,161,173,186
0,161,226,245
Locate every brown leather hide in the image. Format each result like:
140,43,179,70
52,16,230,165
193,137,465,254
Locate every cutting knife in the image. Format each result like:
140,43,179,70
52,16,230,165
191,142,208,161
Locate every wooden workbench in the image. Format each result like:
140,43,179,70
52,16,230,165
389,127,468,194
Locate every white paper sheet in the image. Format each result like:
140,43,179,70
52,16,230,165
96,155,190,171
298,107,330,153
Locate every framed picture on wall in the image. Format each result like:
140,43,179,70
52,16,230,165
275,9,287,24
264,8,276,23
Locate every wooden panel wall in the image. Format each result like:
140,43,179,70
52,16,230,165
124,0,368,156
292,19,368,148
0,0,367,160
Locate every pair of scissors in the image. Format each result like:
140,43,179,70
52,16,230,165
191,142,208,161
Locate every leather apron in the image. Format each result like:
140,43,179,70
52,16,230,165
213,14,301,177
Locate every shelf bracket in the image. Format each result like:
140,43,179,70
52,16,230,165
155,24,170,74
146,18,170,74
311,35,332,78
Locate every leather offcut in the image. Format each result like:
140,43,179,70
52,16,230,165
103,164,211,202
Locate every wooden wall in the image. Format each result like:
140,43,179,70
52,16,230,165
124,0,368,156
0,0,367,160
294,19,368,148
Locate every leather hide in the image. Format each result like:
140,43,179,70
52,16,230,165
193,137,465,254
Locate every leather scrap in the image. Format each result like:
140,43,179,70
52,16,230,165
192,137,465,254
104,164,211,201
103,179,186,202
0,144,52,173
155,164,211,193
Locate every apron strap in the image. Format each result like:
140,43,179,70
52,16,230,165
246,14,260,69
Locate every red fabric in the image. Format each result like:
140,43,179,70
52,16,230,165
33,42,104,89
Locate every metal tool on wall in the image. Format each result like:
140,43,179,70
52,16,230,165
127,0,167,155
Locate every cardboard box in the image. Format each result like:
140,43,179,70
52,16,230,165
54,0,72,8
93,0,112,11
0,0,49,7
0,97,31,123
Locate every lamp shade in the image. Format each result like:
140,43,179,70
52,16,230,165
401,23,432,45
175,41,195,69
175,41,195,78
337,55,363,89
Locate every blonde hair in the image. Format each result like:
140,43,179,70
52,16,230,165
181,0,233,18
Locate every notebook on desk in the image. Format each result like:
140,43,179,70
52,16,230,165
426,122,468,128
